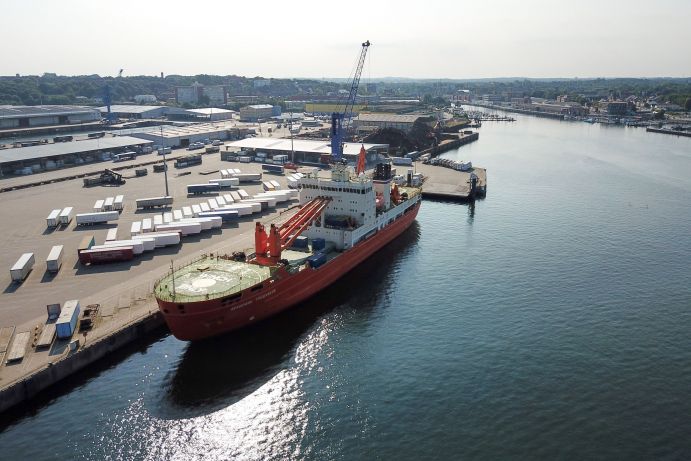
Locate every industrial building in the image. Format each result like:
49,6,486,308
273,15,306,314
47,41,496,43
176,83,227,105
0,105,101,129
239,104,281,122
129,122,247,148
0,136,153,176
225,137,388,165
97,105,183,120
185,108,235,121
352,113,426,133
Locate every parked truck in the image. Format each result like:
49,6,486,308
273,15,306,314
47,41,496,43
46,209,62,228
175,154,202,168
187,183,221,195
11,253,35,282
75,211,120,226
46,245,64,273
135,196,173,209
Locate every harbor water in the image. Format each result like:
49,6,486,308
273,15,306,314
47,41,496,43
1,114,691,459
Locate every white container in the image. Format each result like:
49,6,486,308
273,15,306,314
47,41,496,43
59,207,73,225
142,218,153,233
232,173,262,182
130,221,142,236
11,253,35,282
223,194,234,204
46,245,64,273
93,199,105,212
269,180,281,190
199,202,211,213
153,214,163,226
237,189,250,200
208,178,238,188
229,191,241,201
182,206,193,218
163,212,173,224
101,239,153,252
76,211,120,225
208,198,219,210
216,196,227,206
104,197,115,211
248,196,277,207
179,217,221,230
191,204,202,216
155,222,202,236
263,181,275,192
133,232,181,247
105,227,118,242
173,209,183,221
114,195,124,211
46,209,62,228
220,169,229,178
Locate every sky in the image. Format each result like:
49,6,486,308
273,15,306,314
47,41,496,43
2,0,690,79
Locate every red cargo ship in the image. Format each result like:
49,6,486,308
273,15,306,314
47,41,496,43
154,162,421,341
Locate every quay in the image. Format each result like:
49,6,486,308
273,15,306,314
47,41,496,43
646,127,691,138
417,162,487,201
419,131,479,159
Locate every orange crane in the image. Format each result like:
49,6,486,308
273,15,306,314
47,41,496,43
254,196,332,264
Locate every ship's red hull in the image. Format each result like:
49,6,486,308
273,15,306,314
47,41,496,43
157,201,420,341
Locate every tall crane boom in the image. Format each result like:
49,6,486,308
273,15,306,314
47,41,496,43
331,40,370,161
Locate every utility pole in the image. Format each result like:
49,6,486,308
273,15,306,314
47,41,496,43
161,125,169,196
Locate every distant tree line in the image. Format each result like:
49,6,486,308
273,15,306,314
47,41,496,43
0,74,689,111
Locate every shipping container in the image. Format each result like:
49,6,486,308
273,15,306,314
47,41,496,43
163,212,173,224
142,218,153,233
76,211,119,225
59,207,73,225
104,197,115,211
207,198,219,210
237,189,250,200
179,217,222,229
291,236,308,249
391,157,413,166
216,196,227,207
130,221,142,236
215,204,254,217
199,202,211,213
191,204,202,216
114,195,124,211
182,206,193,218
135,196,173,209
105,227,118,242
307,252,327,269
77,235,95,254
312,238,326,251
79,246,134,264
173,209,183,221
208,177,239,188
56,300,80,339
46,245,64,273
220,169,230,179
92,240,145,255
262,181,276,192
269,180,281,190
238,156,252,163
153,214,163,227
223,194,234,204
229,191,241,201
249,196,277,207
10,253,35,282
175,154,202,168
46,209,62,228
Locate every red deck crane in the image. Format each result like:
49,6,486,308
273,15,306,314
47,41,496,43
254,196,332,264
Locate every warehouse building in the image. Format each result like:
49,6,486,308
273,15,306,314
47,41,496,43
0,136,153,176
130,122,243,148
225,137,388,166
185,108,235,121
98,105,172,120
0,105,101,129
239,104,281,122
352,113,426,133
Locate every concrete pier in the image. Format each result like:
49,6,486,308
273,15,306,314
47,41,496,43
416,162,487,201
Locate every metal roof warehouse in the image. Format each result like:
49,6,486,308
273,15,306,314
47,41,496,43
0,136,153,174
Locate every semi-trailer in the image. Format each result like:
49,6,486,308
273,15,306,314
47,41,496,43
100,238,155,252
93,199,105,212
75,211,119,226
130,221,142,236
78,246,134,265
223,194,235,204
154,222,202,236
135,196,173,209
10,253,35,282
46,245,64,273
114,195,124,211
91,241,145,255
230,173,262,182
187,183,221,195
173,209,183,221
208,177,240,188
59,207,73,226
182,206,193,218
142,218,153,233
262,164,284,175
56,300,80,339
104,197,115,211
163,212,174,224
132,231,181,247
207,198,219,210
197,210,240,222
46,209,62,228
77,235,95,255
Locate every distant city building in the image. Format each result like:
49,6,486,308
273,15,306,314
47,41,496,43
239,104,281,121
285,101,307,111
481,94,505,104
134,94,157,104
606,101,629,116
0,105,100,129
253,79,271,88
176,83,227,105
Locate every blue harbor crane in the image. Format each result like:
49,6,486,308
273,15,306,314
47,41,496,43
330,40,370,162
